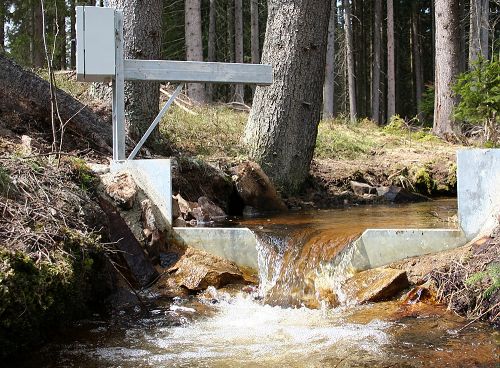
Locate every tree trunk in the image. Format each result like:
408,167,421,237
185,0,206,104
244,0,331,194
411,1,423,119
32,0,44,68
250,0,260,64
387,0,395,120
0,0,5,52
469,0,489,64
227,0,235,100
109,0,166,153
0,53,112,153
250,0,259,96
344,0,356,122
207,0,216,102
70,0,76,69
323,0,336,119
234,0,244,102
433,0,460,139
57,8,67,70
371,0,381,123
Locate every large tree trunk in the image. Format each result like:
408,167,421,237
250,0,259,96
250,0,260,64
32,0,44,68
70,0,76,68
411,1,423,119
371,0,381,123
344,0,356,122
234,0,244,102
244,0,331,194
323,0,336,119
469,0,489,64
387,0,396,120
109,0,165,153
0,53,112,153
433,0,460,139
226,0,235,100
185,0,206,104
57,7,67,70
207,0,216,102
0,0,5,53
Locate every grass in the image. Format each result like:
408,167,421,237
160,106,450,161
36,69,89,100
160,105,249,159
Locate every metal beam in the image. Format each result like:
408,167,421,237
128,84,184,160
123,59,273,85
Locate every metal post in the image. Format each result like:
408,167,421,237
112,10,125,160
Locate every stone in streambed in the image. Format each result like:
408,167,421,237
169,247,246,290
350,181,377,196
343,267,409,304
376,186,427,203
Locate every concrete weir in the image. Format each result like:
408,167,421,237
117,149,499,273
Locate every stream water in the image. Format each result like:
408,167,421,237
19,199,499,367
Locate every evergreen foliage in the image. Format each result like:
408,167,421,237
453,57,500,143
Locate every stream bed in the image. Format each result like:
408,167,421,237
18,199,499,367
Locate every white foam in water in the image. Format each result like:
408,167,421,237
139,295,390,366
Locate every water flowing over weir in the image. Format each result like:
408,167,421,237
248,200,459,308
18,200,500,368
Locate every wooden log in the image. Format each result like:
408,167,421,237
0,54,112,154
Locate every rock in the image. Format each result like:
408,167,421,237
401,280,439,305
350,181,377,196
140,199,167,260
87,162,110,175
174,193,191,215
231,161,287,212
101,171,137,209
172,195,181,219
376,185,427,203
98,197,158,288
172,157,234,213
192,196,226,222
170,247,246,290
173,217,188,227
342,267,409,304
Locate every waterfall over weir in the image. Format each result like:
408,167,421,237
18,199,499,368
243,199,458,308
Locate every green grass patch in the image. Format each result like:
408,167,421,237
315,118,377,159
36,69,88,99
161,105,248,158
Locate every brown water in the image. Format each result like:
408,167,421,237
17,199,500,367
242,199,459,307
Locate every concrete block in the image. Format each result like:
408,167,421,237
349,229,467,272
171,227,259,271
457,149,500,240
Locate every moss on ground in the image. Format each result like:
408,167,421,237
0,231,103,357
0,143,110,358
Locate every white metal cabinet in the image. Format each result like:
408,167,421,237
76,6,116,82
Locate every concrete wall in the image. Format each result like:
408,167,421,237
171,227,259,270
457,149,500,240
113,149,499,275
111,159,172,224
348,229,467,272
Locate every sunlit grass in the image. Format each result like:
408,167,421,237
160,105,248,159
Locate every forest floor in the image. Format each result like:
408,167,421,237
161,102,461,207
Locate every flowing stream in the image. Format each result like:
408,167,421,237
19,199,499,367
